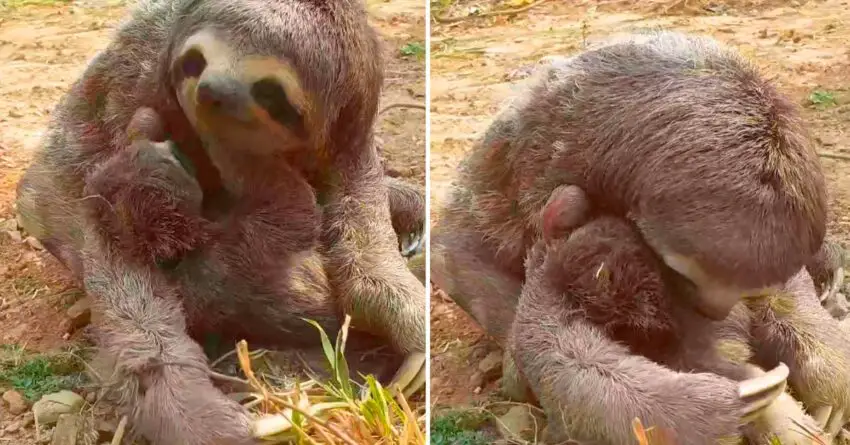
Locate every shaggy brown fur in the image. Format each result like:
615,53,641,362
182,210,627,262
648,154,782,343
16,1,425,442
432,30,827,321
432,30,841,443
513,217,838,444
90,107,425,270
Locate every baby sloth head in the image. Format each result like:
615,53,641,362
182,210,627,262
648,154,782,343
164,0,383,159
543,217,677,341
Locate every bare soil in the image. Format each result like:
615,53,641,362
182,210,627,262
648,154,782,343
429,0,850,412
0,0,425,442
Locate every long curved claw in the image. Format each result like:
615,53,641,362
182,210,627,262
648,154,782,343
739,363,790,423
402,362,426,400
820,267,845,303
399,228,425,258
813,404,849,437
822,406,845,436
389,352,426,398
813,406,833,430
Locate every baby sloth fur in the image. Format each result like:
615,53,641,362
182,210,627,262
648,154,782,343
513,217,850,445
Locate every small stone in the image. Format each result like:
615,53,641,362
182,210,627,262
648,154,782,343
38,427,54,443
4,229,22,243
24,236,44,250
3,390,28,415
469,371,485,389
7,109,23,118
478,350,503,381
64,297,92,333
50,414,83,445
433,288,450,302
4,420,21,433
430,303,449,318
0,218,16,232
32,391,85,425
497,405,535,441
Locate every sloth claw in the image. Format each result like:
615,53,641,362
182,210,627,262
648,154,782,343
739,363,789,422
389,351,425,398
814,405,846,436
399,228,425,258
820,267,845,303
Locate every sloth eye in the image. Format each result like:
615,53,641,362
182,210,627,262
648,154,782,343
180,49,207,79
250,77,303,130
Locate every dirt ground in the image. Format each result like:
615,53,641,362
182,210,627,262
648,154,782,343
429,0,850,415
0,0,424,442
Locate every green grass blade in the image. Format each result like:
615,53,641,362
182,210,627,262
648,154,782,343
302,318,337,373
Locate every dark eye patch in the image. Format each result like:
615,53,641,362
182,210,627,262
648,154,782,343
179,48,207,79
250,77,303,131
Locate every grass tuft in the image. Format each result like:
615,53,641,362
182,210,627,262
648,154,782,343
430,411,490,445
400,42,426,60
809,90,838,109
0,344,87,401
235,315,425,444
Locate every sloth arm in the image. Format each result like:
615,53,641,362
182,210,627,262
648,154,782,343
321,153,426,395
81,236,254,445
513,260,745,445
748,267,850,433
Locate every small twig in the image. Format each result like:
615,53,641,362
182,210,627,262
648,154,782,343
69,352,103,383
434,0,549,24
210,347,268,369
660,0,689,15
111,416,128,445
210,349,238,368
789,415,829,445
819,151,850,161
379,102,426,116
209,370,251,386
483,400,546,414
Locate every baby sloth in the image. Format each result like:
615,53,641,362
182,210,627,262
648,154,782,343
513,216,848,445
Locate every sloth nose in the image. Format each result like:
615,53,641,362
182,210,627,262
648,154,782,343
196,77,246,112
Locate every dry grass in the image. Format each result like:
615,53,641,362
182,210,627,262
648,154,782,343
231,315,425,445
